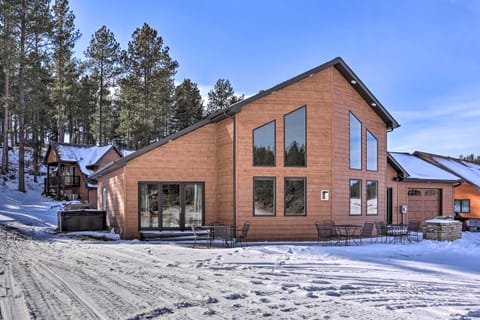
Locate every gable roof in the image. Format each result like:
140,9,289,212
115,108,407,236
46,143,121,178
93,57,400,179
415,151,480,188
388,152,461,183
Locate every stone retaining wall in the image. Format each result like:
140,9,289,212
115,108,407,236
423,219,462,241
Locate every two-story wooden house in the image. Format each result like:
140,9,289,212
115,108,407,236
44,143,122,203
94,57,401,240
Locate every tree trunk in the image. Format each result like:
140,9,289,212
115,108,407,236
2,71,10,175
18,6,26,192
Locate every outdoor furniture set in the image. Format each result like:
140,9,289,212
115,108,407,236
191,222,250,248
316,220,422,246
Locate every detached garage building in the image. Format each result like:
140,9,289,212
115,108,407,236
387,152,461,224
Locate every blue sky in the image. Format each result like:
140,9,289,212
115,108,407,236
70,0,480,158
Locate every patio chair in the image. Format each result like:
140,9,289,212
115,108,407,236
315,222,338,246
407,220,421,242
191,225,212,248
353,221,375,245
374,221,388,243
236,221,250,247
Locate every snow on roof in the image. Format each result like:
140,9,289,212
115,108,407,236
462,160,480,170
55,144,114,177
434,157,480,188
389,152,460,181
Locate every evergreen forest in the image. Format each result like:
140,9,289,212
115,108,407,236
0,0,243,191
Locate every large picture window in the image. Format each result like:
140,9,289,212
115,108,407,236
454,199,470,213
139,182,204,230
284,106,306,166
366,130,378,171
285,177,306,216
366,180,378,215
349,112,362,170
253,121,275,166
350,179,362,215
253,177,276,216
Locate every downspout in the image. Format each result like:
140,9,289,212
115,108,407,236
233,115,237,234
223,110,237,234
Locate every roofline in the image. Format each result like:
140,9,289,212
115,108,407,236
94,57,400,178
208,57,400,129
414,151,479,188
387,152,409,178
92,118,214,178
388,151,462,183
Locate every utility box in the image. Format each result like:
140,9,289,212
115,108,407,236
58,210,106,232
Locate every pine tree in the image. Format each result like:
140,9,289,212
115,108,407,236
118,23,178,149
170,79,203,132
206,78,243,115
85,25,121,145
51,0,80,143
0,0,17,175
27,0,51,182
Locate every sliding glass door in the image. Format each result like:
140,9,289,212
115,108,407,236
139,182,204,231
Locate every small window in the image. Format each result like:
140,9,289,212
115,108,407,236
284,106,306,167
253,177,276,216
349,112,362,170
285,177,306,216
454,199,470,213
102,187,107,211
253,121,275,166
366,180,378,215
366,130,378,171
425,190,438,197
408,189,421,196
350,179,362,215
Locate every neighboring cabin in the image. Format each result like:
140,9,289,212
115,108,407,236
44,143,122,203
414,151,480,220
94,57,403,240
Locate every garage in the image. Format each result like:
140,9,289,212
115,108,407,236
407,188,441,222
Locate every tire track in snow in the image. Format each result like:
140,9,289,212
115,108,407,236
2,228,108,320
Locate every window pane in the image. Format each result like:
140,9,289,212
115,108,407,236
462,200,470,212
367,180,378,215
139,183,159,228
350,113,362,169
162,184,180,228
454,200,461,213
254,177,275,216
408,189,421,196
253,121,275,166
185,183,203,227
285,107,306,166
285,178,306,216
367,130,378,171
350,179,361,215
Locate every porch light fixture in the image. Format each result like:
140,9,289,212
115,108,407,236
350,80,357,84
371,102,377,107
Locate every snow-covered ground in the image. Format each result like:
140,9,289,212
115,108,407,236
1,169,480,319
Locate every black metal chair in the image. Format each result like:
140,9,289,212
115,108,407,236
236,221,250,247
315,222,338,246
353,221,375,245
191,225,212,248
374,221,388,243
407,221,421,242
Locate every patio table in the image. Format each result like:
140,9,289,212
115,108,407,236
200,225,234,247
335,224,361,246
